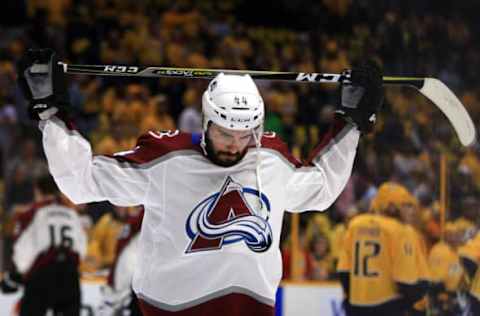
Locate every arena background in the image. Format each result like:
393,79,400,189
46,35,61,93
1,1,480,315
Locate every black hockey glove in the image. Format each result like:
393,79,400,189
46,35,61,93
0,271,22,294
17,48,69,120
336,61,384,133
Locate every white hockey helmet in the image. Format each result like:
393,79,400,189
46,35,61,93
202,73,265,134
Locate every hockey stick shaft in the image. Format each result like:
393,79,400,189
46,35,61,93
56,63,426,88
30,63,475,146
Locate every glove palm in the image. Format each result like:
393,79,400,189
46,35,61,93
336,61,384,133
17,48,69,120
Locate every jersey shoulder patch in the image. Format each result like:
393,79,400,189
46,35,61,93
260,132,302,168
111,130,202,164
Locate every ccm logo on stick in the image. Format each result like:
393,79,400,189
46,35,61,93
104,65,139,73
296,73,343,82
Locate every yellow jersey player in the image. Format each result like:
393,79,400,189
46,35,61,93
385,183,432,316
337,182,429,316
372,182,432,298
428,222,465,315
459,231,480,315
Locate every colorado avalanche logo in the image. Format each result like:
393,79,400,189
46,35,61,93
185,176,273,253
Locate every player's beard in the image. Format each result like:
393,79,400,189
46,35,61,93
204,136,248,167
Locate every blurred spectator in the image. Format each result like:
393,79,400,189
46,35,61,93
305,213,332,246
309,233,334,280
5,165,34,215
282,227,315,281
460,148,480,189
0,97,18,175
5,138,47,186
82,205,130,272
178,86,202,133
330,206,358,264
264,90,286,138
334,177,356,218
140,94,176,133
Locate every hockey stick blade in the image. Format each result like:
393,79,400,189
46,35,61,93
419,78,475,146
381,76,475,146
61,63,476,146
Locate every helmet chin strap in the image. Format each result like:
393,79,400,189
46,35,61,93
200,129,208,156
200,117,210,156
252,127,264,211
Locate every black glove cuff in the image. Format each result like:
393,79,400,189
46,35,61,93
335,109,375,134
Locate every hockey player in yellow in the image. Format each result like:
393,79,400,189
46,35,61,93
381,184,432,316
373,182,432,296
82,205,130,271
459,231,480,315
428,222,465,315
337,182,430,316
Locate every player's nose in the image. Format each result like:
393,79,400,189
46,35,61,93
226,139,241,153
226,144,239,154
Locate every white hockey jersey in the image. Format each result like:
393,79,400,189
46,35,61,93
40,116,359,311
12,199,87,276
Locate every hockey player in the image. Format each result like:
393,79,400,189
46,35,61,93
100,207,144,316
337,182,430,316
459,231,480,315
428,223,466,316
84,205,132,272
388,184,433,316
0,174,87,316
17,48,383,316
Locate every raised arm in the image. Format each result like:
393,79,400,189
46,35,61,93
17,48,151,206
286,61,383,212
39,117,151,205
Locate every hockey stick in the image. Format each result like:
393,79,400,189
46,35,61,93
31,63,477,146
